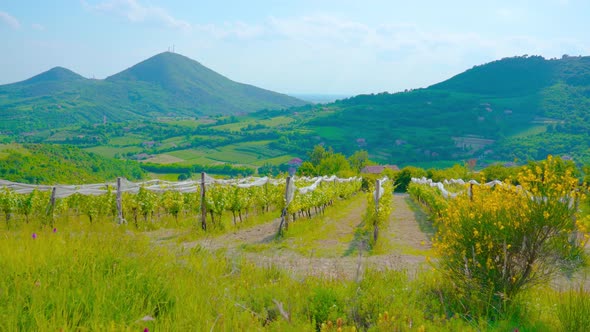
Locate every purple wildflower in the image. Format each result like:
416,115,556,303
32,233,37,239
144,328,149,332
53,228,57,233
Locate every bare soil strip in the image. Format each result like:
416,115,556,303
173,193,434,279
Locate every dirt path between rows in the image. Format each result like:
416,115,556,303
176,193,433,279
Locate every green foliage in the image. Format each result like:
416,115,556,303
393,166,427,192
433,156,588,320
364,179,393,246
407,182,448,219
141,162,255,177
0,144,144,184
427,164,472,182
286,178,362,221
298,145,367,177
348,150,369,173
481,163,521,182
4,55,590,170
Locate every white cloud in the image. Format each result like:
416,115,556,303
0,11,20,29
83,0,191,30
31,23,45,31
188,14,587,93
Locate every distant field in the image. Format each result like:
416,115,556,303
233,140,286,158
142,154,184,164
210,120,253,131
258,116,294,127
157,118,204,127
0,143,29,159
85,146,142,158
206,147,262,165
146,172,183,181
251,155,295,166
166,149,219,165
109,136,144,146
511,125,548,138
211,115,295,132
313,126,348,140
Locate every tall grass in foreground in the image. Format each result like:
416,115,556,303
0,221,580,331
555,283,590,332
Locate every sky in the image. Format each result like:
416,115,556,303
1,0,589,95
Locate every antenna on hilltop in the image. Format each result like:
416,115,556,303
173,44,175,53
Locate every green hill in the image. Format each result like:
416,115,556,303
296,55,590,165
0,52,306,133
106,52,304,116
2,54,590,170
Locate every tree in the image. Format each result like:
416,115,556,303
308,145,332,166
348,150,369,173
318,153,353,177
297,161,317,176
394,166,427,192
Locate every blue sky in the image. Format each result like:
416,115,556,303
1,0,589,95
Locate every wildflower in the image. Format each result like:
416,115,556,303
53,228,57,233
32,233,37,239
144,328,149,332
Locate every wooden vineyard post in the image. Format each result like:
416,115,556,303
200,172,207,231
116,177,124,224
373,179,381,243
48,186,56,228
277,176,292,238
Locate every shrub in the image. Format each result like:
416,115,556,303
434,156,588,320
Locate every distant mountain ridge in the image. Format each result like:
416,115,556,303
0,52,306,132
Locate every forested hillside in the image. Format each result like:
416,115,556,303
301,55,590,164
2,55,590,169
0,144,144,184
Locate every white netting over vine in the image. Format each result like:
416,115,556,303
0,175,361,199
411,177,505,198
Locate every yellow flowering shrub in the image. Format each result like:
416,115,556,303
434,156,588,319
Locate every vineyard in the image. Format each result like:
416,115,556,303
0,174,362,233
2,157,590,331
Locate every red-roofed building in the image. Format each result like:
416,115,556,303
361,165,400,174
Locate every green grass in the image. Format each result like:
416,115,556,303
278,195,365,257
85,145,142,158
0,143,29,160
109,136,144,146
312,126,348,140
142,154,184,164
207,147,265,165
166,149,218,165
0,216,576,331
258,116,295,127
510,125,548,138
251,155,295,167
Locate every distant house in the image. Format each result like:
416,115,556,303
142,141,156,148
361,165,400,174
288,158,303,167
131,153,151,161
